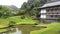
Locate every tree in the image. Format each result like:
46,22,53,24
30,8,37,16
19,0,46,16
0,5,15,18
33,0,41,7
18,9,26,15
18,2,28,15
21,2,28,9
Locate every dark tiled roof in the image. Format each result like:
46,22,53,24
39,1,60,8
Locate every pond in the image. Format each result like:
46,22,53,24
1,25,43,34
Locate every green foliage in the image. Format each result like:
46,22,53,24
21,2,28,9
18,9,26,15
0,5,16,18
30,8,37,15
33,0,41,7
18,2,28,15
8,16,36,24
19,0,46,16
21,16,25,19
27,0,46,7
9,21,16,26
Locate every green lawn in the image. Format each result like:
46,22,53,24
0,16,37,32
0,18,9,28
30,23,60,34
0,16,37,28
8,16,36,24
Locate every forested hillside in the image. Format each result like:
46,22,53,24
19,0,47,18
19,0,60,17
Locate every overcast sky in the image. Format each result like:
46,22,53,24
0,0,27,8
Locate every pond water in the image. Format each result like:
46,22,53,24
3,28,22,34
9,28,22,34
2,25,42,34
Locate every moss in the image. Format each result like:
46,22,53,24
30,23,60,34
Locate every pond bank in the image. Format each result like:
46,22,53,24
0,24,47,34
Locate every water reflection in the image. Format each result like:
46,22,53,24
3,28,22,34
10,28,22,34
17,25,41,34
2,25,42,34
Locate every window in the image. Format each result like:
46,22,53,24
41,15,46,18
51,9,53,11
51,15,53,17
41,9,46,13
47,9,49,11
55,15,57,17
57,13,58,14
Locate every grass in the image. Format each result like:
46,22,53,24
0,16,37,28
0,29,8,33
30,23,60,34
0,16,37,33
0,18,9,28
8,16,36,24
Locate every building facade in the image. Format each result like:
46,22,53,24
39,1,60,22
